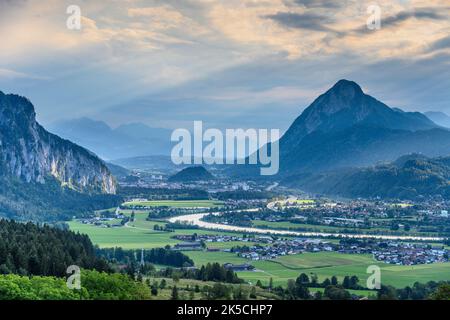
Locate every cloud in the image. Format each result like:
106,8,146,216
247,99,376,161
0,68,49,80
264,11,337,33
428,36,450,52
2,0,450,128
352,7,448,34
287,0,344,9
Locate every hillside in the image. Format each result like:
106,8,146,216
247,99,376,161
425,111,450,128
284,154,450,200
0,91,121,221
168,166,215,182
0,91,116,193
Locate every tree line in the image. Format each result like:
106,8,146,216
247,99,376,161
96,247,194,268
0,219,110,276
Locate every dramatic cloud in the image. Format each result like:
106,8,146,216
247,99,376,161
352,7,449,34
1,0,450,128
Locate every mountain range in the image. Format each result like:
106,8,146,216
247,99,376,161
47,118,172,160
283,154,450,200
272,80,450,175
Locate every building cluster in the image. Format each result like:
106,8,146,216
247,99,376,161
233,238,334,261
172,233,449,266
372,243,448,265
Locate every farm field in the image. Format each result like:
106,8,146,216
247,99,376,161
236,252,450,288
68,209,247,250
123,200,224,208
70,218,450,289
184,251,248,266
69,204,450,290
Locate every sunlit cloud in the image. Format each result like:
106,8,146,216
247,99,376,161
1,0,449,127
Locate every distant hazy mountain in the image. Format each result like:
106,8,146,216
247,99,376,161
284,154,450,200
169,166,215,182
47,118,172,160
111,155,179,171
424,111,450,128
105,162,130,179
270,80,450,175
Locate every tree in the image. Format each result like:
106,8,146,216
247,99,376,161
331,276,338,286
378,285,398,300
310,274,318,287
343,276,351,289
324,286,351,300
350,276,359,289
159,279,167,289
233,286,248,300
296,273,310,286
269,277,273,291
322,278,331,287
294,283,310,300
314,291,323,300
171,286,179,300
249,287,257,299
430,284,450,300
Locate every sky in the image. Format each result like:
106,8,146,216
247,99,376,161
1,0,450,132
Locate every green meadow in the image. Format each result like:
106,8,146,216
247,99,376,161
236,252,450,288
69,206,450,289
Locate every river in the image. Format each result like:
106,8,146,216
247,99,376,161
168,212,444,241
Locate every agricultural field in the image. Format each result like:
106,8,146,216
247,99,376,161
236,252,450,288
69,202,450,290
69,209,245,249
184,251,248,266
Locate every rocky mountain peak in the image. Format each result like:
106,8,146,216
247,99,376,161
0,91,117,194
281,80,437,148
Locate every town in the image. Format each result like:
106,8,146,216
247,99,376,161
171,234,449,266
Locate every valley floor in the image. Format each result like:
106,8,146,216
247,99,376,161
68,204,450,291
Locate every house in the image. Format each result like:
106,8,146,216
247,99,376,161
172,242,203,251
223,263,254,272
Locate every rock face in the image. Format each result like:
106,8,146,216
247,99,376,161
0,91,116,194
